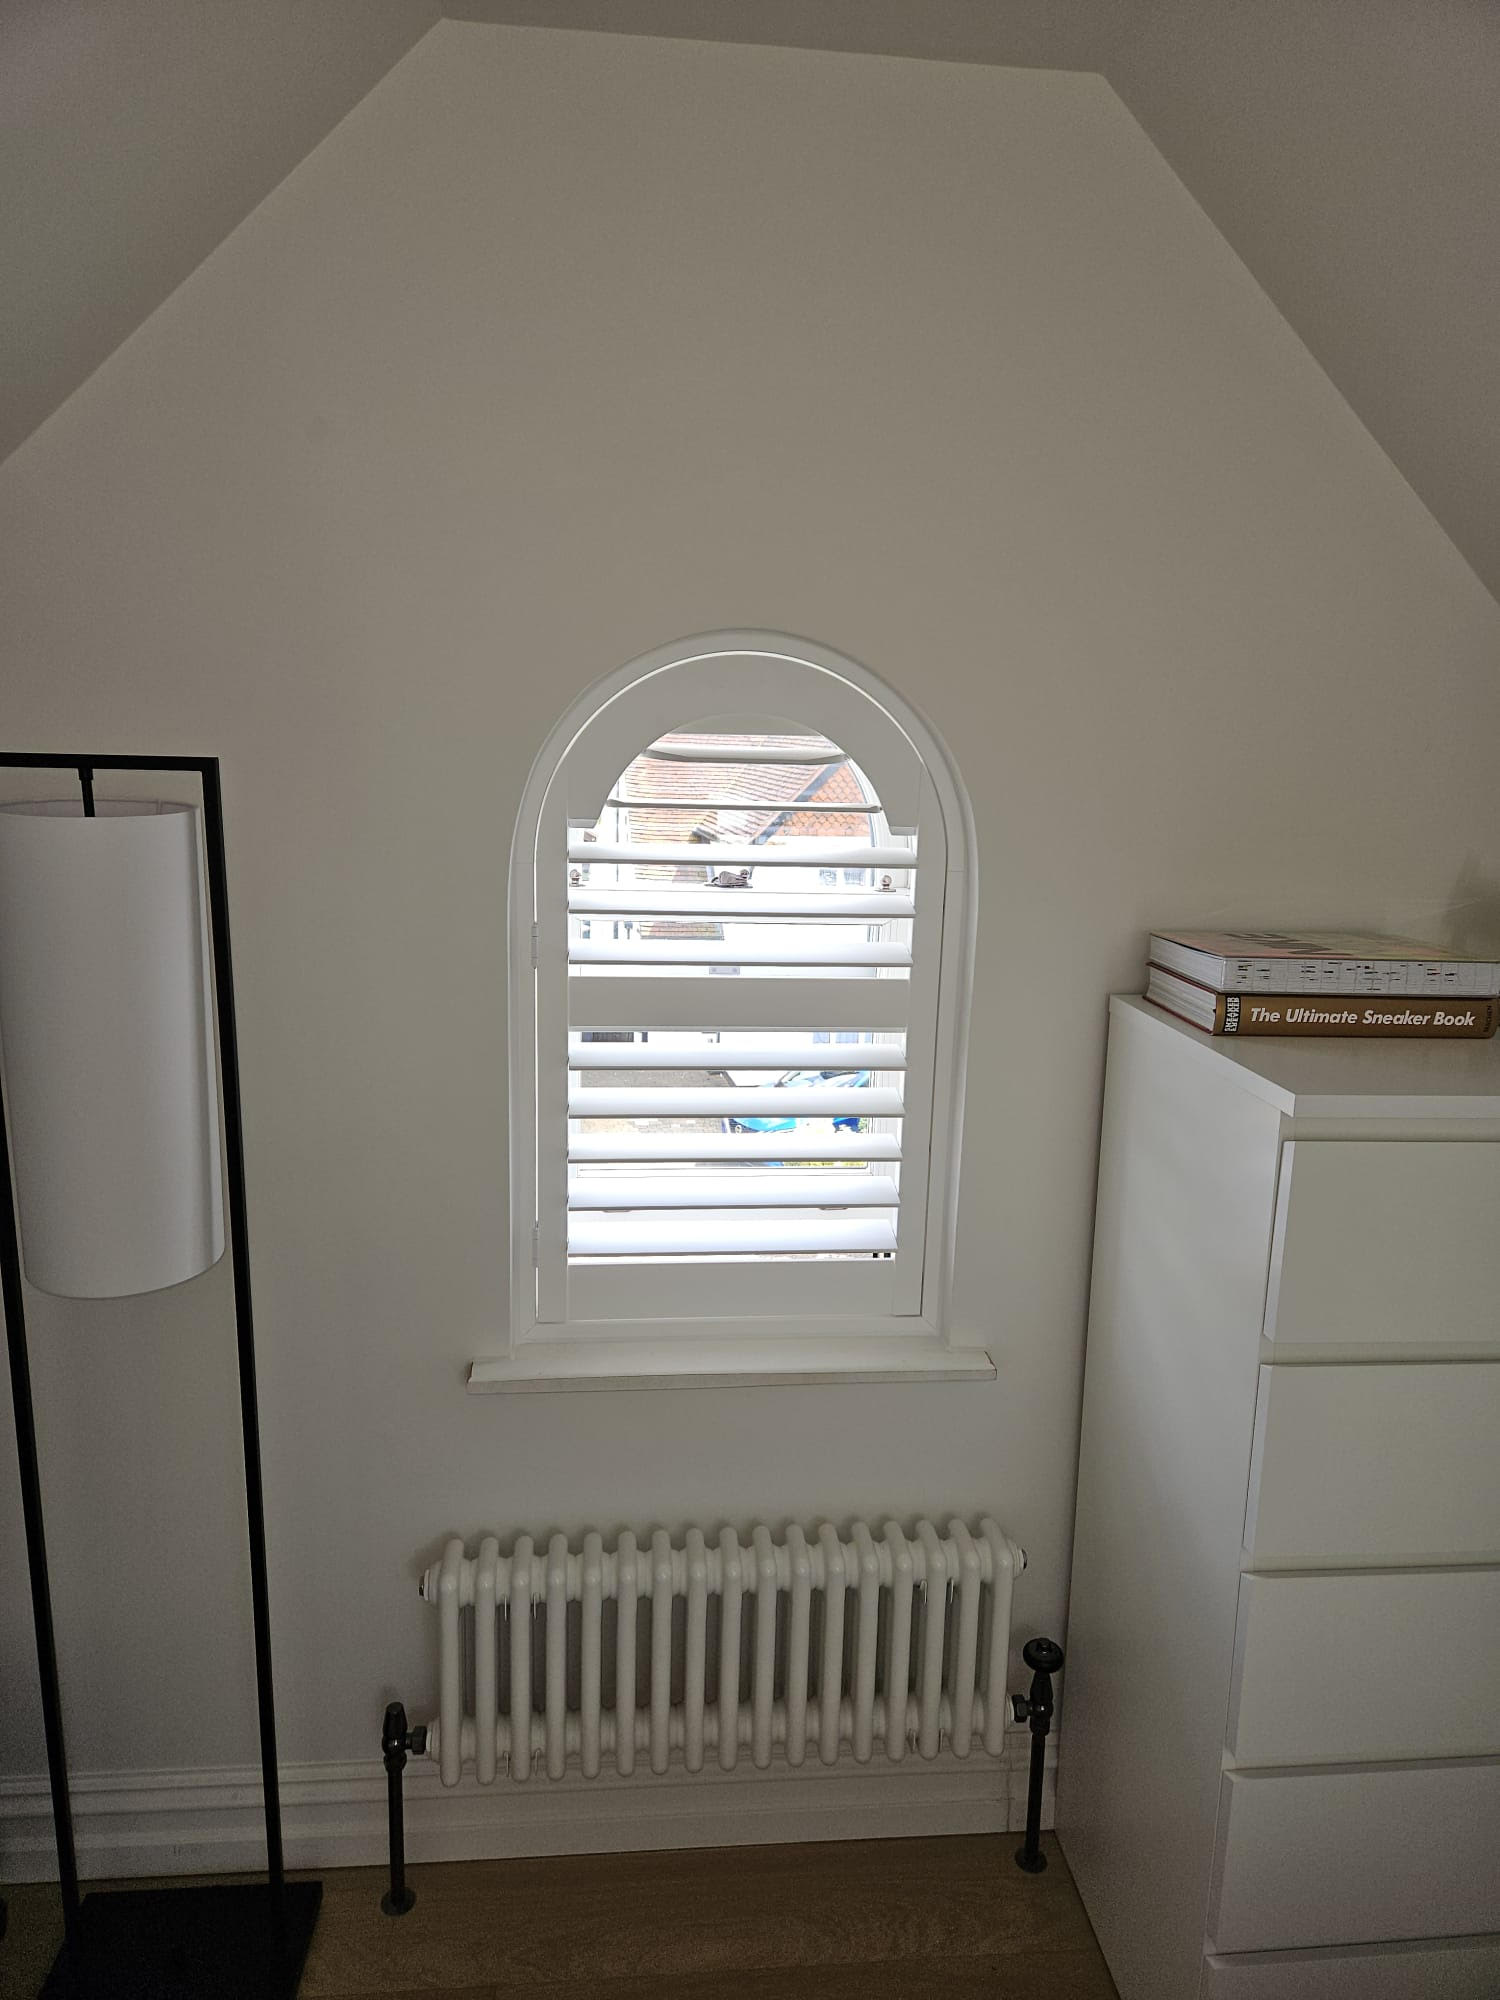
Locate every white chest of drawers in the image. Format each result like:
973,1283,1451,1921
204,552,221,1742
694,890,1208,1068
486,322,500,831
1058,998,1500,2000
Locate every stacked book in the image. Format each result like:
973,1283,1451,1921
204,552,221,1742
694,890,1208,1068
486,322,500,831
1146,930,1500,1039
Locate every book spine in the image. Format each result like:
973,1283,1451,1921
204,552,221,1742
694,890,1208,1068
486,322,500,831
1213,995,1498,1038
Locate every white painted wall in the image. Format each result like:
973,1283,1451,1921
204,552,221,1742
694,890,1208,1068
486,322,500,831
1,22,1497,1805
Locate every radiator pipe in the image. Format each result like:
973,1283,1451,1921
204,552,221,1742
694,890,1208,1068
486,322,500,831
381,1702,426,1916
1011,1636,1064,1873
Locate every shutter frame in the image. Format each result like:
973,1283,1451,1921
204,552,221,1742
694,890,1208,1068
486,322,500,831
505,632,976,1358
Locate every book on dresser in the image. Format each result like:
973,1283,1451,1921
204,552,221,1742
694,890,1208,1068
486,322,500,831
1146,966,1500,1039
1149,927,1500,997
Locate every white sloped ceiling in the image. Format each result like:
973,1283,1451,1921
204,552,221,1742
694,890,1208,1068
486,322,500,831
4,0,1495,602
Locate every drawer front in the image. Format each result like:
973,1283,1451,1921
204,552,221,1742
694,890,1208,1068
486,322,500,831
1209,1762,1500,1953
1202,1935,1500,1999
1227,1570,1500,1766
1244,1363,1500,1566
1264,1141,1500,1352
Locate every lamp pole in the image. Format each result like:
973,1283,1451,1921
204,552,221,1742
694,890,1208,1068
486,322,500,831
0,1060,81,1954
200,757,286,1924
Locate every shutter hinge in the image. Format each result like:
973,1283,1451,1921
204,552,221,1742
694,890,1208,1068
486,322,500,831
532,1221,541,1266
530,921,540,968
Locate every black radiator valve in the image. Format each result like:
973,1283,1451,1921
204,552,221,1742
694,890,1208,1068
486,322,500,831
380,1702,423,1915
1012,1636,1064,1873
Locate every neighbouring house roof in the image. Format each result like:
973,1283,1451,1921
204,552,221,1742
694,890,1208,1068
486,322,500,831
616,734,878,846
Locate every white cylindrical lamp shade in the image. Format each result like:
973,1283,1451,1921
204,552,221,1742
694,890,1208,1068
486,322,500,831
0,800,225,1297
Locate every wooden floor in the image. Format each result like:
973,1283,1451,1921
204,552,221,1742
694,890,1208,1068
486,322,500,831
2,1834,1117,1998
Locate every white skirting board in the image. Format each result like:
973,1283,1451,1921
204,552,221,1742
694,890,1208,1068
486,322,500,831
0,1730,1054,1882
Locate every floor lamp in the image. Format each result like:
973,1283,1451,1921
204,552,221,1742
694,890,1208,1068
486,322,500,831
0,755,321,1998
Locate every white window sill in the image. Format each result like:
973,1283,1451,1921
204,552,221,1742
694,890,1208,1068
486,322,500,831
467,1336,996,1394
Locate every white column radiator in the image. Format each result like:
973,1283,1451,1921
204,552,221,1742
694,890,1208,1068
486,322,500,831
416,1517,1024,1786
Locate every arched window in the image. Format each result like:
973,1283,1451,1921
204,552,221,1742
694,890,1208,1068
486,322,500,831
488,633,982,1386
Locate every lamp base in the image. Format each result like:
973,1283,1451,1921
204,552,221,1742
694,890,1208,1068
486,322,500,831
41,1880,322,1998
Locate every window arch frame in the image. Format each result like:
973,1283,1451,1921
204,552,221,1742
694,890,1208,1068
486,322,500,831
498,631,982,1378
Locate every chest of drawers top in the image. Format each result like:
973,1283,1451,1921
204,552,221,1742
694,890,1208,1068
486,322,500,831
1110,993,1500,1123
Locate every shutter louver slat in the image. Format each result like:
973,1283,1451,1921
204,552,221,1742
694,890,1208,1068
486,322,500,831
567,1173,902,1210
569,940,910,968
568,977,910,1033
569,1085,904,1119
568,1214,899,1257
643,740,840,765
569,841,917,868
606,796,879,813
568,1132,902,1163
568,1039,906,1070
568,889,915,919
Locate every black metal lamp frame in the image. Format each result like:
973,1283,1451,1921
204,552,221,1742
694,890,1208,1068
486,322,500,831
0,755,321,1998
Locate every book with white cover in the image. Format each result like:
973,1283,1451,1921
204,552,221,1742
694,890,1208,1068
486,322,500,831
1149,929,1500,997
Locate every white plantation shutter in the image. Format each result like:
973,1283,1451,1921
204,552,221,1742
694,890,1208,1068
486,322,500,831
543,733,938,1324
511,638,972,1344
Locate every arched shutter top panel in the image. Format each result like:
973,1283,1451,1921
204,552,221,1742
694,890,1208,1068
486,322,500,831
560,651,926,832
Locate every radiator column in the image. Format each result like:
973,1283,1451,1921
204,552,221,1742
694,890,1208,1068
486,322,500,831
615,1530,638,1778
509,1535,533,1782
785,1524,812,1767
717,1527,743,1772
580,1532,604,1780
883,1522,913,1763
684,1527,708,1773
851,1522,880,1764
916,1521,947,1760
438,1539,464,1789
817,1524,846,1765
981,1521,1017,1759
545,1534,568,1780
474,1537,499,1786
751,1526,778,1770
650,1529,673,1776
948,1520,982,1758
